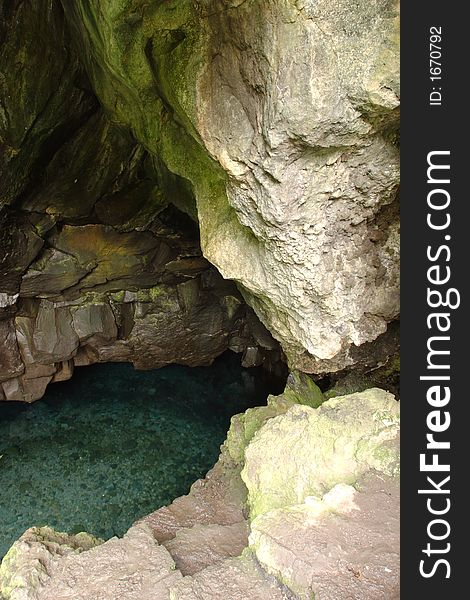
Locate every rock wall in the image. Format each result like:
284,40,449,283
0,199,282,401
0,0,285,401
59,0,400,373
1,0,399,386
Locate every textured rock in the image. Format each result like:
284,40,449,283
139,447,250,543
1,276,281,402
0,0,96,212
0,320,23,383
1,0,399,382
0,527,102,600
60,0,400,372
0,386,400,599
168,554,291,600
241,388,399,518
250,474,399,599
164,522,250,576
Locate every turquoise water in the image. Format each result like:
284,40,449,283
0,352,284,558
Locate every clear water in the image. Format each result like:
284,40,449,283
0,352,284,558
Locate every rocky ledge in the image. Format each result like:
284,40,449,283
0,384,400,600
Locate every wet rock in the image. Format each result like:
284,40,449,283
0,320,23,382
0,0,96,210
0,211,45,295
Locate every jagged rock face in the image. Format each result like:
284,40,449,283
0,386,399,599
0,203,281,401
0,0,284,401
59,0,400,373
1,0,399,379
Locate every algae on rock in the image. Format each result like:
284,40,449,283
58,0,400,374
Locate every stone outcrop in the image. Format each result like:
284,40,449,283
0,196,282,402
1,262,282,402
1,1,400,597
60,0,400,373
1,0,400,388
0,0,286,401
0,385,400,599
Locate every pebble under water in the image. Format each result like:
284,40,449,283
0,352,285,558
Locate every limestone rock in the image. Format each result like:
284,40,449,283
168,554,291,600
61,0,400,372
0,0,95,212
2,0,399,387
241,388,399,518
0,527,102,600
0,386,400,598
33,303,79,362
35,525,182,600
164,522,250,576
250,474,399,599
139,454,249,543
1,275,281,401
0,320,23,383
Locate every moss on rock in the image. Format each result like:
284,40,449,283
241,388,399,519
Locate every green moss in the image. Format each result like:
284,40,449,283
283,371,325,408
109,290,126,303
241,388,400,520
62,0,259,266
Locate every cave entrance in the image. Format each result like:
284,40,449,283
0,351,286,558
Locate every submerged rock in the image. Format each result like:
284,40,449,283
0,386,400,599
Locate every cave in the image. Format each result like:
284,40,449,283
0,1,400,598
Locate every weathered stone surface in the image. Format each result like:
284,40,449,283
168,554,291,600
0,527,102,600
164,522,250,576
0,525,181,600
140,454,248,544
241,388,399,519
0,320,23,382
2,0,399,393
70,303,117,343
19,250,89,298
0,0,96,210
0,211,45,296
1,276,282,401
250,474,399,599
61,0,400,372
33,303,79,362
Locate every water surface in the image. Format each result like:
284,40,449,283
0,352,283,558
